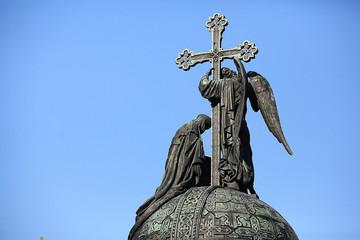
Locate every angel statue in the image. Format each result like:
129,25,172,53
199,57,292,197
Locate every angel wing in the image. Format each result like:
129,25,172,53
248,71,293,155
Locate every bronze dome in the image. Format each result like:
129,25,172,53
130,186,298,240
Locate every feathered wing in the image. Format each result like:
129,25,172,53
248,72,293,155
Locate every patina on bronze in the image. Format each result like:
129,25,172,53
199,57,292,196
131,187,298,240
175,13,259,186
129,13,296,240
129,114,211,239
175,13,291,193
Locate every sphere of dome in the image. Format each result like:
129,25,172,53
131,186,298,240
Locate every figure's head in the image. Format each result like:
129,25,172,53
195,114,211,133
221,67,237,79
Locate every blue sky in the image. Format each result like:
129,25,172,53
1,1,360,239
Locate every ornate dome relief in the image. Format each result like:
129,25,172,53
131,186,298,240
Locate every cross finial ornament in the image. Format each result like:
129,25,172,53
175,13,258,185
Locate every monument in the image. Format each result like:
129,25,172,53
128,13,298,240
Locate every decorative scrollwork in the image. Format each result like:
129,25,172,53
209,49,221,62
205,13,228,30
237,40,258,62
132,187,299,240
175,49,195,71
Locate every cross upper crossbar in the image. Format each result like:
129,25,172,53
176,40,258,71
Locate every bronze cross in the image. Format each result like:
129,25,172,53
175,13,258,186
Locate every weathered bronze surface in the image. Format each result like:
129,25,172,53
131,186,299,240
175,13,258,186
199,57,292,195
129,13,295,240
175,13,291,194
129,114,211,239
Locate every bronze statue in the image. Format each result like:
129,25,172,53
175,13,259,186
129,114,211,239
199,57,292,196
129,13,298,240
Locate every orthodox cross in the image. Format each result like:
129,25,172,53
175,13,258,186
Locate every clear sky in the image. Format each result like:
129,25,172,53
1,1,360,239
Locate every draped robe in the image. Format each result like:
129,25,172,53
129,119,208,239
199,75,258,193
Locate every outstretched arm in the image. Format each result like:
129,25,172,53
233,57,247,83
233,56,258,112
199,68,221,101
199,68,213,86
